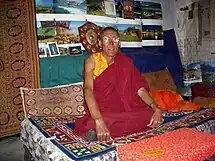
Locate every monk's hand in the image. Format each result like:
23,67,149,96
95,118,111,142
147,108,164,128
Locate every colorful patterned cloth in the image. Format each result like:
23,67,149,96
20,108,215,161
21,117,117,161
112,108,215,145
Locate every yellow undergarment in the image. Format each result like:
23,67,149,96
93,52,108,79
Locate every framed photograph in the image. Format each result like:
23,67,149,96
38,43,47,58
37,21,56,43
68,45,83,56
47,42,60,57
87,0,105,16
115,0,123,18
140,2,162,20
183,65,202,84
56,20,85,44
104,0,116,17
53,0,87,14
36,0,53,13
141,20,164,46
117,19,142,47
123,0,134,19
58,46,68,56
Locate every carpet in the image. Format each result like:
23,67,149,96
112,108,215,145
0,0,39,137
28,117,117,161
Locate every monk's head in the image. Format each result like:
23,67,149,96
99,26,120,58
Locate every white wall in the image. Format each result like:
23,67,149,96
172,0,215,65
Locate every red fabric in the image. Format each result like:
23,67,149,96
117,128,215,161
74,53,153,138
191,82,215,98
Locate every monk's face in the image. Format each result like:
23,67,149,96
100,29,120,58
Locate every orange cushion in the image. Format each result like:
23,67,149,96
150,90,200,112
150,90,183,111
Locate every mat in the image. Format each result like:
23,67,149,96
112,108,215,145
28,117,117,161
0,0,39,137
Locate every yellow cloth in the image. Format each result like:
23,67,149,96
93,52,108,79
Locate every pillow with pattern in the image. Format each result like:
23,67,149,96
20,84,85,118
142,68,177,92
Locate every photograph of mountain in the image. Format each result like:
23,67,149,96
87,0,105,16
142,25,163,40
36,0,53,13
37,21,56,43
117,24,142,42
141,2,162,19
53,0,86,14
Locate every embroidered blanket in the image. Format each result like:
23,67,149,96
28,117,117,161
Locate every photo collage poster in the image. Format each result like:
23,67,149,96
36,0,163,57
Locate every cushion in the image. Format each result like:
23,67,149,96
150,89,200,112
117,128,215,161
150,90,183,111
191,82,215,98
20,84,86,118
142,68,177,92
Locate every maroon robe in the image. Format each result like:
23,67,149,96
74,53,153,138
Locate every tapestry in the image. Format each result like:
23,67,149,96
0,0,39,137
28,117,117,161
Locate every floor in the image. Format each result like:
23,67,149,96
0,134,24,161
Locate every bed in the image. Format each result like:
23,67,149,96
20,106,215,161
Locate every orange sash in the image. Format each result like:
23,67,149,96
93,52,108,79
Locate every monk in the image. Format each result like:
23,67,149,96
74,27,163,142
